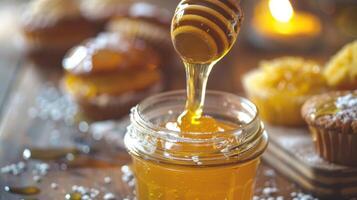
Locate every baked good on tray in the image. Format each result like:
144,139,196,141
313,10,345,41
106,2,173,69
302,90,357,166
243,57,327,126
324,40,357,90
62,32,163,120
79,0,133,30
21,0,98,65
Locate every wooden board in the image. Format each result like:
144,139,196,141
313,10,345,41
0,63,323,200
264,125,357,198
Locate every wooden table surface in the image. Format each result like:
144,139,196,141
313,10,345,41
0,1,349,200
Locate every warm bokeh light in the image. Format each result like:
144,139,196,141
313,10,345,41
268,0,294,23
253,0,322,37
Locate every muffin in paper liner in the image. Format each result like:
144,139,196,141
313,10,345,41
21,0,99,65
62,32,163,121
242,57,327,126
302,90,357,166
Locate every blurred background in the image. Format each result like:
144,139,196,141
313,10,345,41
0,0,356,118
0,1,356,199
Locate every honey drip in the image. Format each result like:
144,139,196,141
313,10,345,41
23,147,80,161
65,192,82,200
23,147,120,169
4,186,41,196
171,0,243,128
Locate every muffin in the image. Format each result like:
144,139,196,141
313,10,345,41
106,2,173,67
107,2,175,85
302,91,357,166
21,0,98,65
62,33,163,120
80,0,134,30
324,40,357,90
243,57,327,126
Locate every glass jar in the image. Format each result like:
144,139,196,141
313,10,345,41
124,90,268,200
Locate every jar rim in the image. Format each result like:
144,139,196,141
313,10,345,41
126,90,268,166
135,90,259,138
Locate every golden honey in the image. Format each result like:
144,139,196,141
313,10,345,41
132,155,260,200
131,119,261,200
124,1,267,200
125,91,268,200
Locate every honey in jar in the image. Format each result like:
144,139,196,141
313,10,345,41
125,91,268,200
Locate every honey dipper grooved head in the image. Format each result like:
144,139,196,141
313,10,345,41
171,0,243,64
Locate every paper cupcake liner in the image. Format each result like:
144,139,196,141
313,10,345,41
246,91,307,126
309,126,357,166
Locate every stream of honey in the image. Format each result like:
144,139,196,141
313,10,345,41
132,1,262,200
171,0,242,127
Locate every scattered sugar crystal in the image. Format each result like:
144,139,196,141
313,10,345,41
51,182,58,189
90,121,116,141
33,162,49,176
1,161,26,175
290,192,318,200
335,94,357,122
264,169,276,177
253,196,285,200
70,185,100,200
262,187,278,195
128,178,136,188
336,94,357,109
121,165,134,183
78,144,91,154
31,85,78,123
79,121,89,133
103,192,116,200
104,176,112,184
23,149,31,160
33,175,41,182
66,153,75,161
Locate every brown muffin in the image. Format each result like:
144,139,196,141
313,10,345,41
302,90,357,166
21,0,99,66
80,0,133,30
62,32,163,120
106,2,174,71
